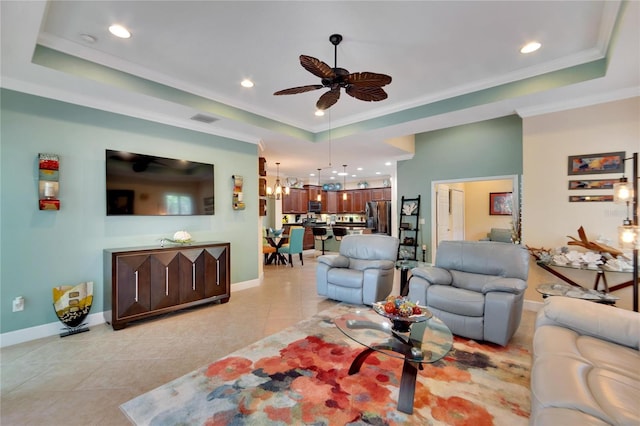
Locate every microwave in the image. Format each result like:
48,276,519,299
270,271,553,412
308,200,322,213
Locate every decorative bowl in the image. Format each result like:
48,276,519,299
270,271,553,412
372,301,432,332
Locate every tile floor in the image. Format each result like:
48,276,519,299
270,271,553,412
1,252,535,425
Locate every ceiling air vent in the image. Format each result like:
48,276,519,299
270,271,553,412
190,113,218,124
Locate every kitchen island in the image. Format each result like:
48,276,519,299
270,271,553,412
312,225,372,253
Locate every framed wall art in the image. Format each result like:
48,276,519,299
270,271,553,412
489,192,513,215
567,151,625,175
568,179,618,190
569,195,613,202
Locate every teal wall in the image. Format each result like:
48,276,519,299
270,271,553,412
0,89,259,333
397,115,523,260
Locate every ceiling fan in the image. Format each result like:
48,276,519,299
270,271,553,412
274,34,392,111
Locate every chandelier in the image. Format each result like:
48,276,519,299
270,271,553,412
266,162,287,200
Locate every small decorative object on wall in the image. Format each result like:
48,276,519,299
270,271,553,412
569,195,613,202
232,175,245,210
568,151,625,175
38,153,60,210
52,281,93,337
489,192,513,215
568,179,618,190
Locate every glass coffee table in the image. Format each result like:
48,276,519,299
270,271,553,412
334,307,453,414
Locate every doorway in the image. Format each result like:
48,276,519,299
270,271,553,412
431,175,520,259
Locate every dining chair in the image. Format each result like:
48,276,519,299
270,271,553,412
277,227,305,267
262,227,276,264
312,227,333,255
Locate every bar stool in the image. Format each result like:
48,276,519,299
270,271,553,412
312,227,333,255
333,227,348,241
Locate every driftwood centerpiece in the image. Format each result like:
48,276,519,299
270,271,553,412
567,226,628,260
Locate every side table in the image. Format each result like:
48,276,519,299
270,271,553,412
536,282,618,305
395,260,431,296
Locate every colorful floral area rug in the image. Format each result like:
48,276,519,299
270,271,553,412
121,304,531,425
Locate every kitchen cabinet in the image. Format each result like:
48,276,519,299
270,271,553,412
338,191,350,213
104,242,230,330
282,187,308,213
306,185,322,207
351,190,365,213
325,191,338,213
370,187,391,200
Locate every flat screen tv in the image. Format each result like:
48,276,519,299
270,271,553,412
106,150,214,216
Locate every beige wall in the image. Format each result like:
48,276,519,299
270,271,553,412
522,97,640,310
464,179,514,240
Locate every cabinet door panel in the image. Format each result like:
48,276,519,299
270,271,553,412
116,254,151,318
204,246,228,298
178,249,206,303
149,251,181,310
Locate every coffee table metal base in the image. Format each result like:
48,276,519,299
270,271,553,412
346,340,423,414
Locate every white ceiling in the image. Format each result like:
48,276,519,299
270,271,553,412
1,1,638,184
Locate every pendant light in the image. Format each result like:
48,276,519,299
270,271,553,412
341,165,348,200
266,162,283,200
317,168,322,201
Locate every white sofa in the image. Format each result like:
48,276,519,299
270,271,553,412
530,297,640,425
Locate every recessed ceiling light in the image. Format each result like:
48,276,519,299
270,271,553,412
315,109,325,116
351,174,357,177
109,24,131,39
520,41,541,54
375,171,381,175
384,161,392,166
357,167,363,171
241,79,254,88
330,176,335,180
309,173,316,177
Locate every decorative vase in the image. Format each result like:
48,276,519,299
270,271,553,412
52,281,93,337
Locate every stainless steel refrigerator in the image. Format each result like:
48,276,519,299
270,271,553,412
366,200,391,235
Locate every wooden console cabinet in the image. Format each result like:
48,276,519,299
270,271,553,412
104,242,230,329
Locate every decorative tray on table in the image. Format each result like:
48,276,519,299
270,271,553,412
372,296,432,332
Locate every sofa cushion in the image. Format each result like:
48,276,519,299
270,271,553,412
532,354,640,426
428,285,484,317
435,240,529,281
449,270,498,293
327,269,362,289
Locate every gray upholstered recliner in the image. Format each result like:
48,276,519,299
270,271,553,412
316,234,399,305
408,240,529,346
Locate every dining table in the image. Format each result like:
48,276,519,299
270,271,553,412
265,232,289,265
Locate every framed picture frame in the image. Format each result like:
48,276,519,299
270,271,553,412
569,195,613,202
568,151,625,175
568,179,618,190
489,192,513,215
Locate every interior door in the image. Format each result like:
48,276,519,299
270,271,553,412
451,189,465,240
436,184,451,244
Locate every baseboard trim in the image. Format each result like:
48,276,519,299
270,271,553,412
0,278,263,348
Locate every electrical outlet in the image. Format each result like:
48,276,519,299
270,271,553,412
12,296,24,312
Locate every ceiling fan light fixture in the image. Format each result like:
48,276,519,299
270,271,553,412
240,79,254,88
315,109,325,116
520,41,541,54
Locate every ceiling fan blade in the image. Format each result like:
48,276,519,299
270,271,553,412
346,72,392,87
274,85,324,95
316,87,341,110
345,85,388,102
300,55,335,80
